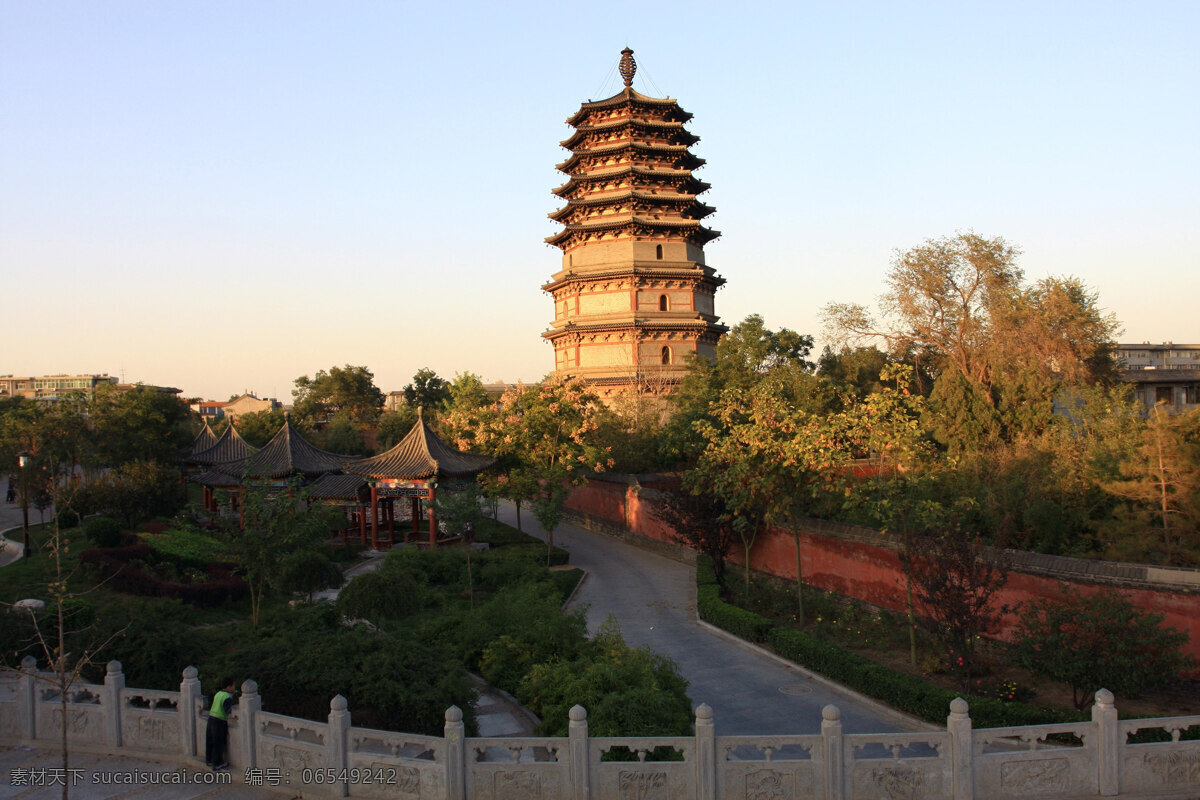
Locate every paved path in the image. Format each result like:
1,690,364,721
0,477,39,568
495,502,926,737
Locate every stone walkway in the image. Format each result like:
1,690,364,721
494,502,927,737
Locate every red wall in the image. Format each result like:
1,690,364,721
567,479,1200,674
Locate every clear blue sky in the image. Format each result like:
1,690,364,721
3,1,1196,400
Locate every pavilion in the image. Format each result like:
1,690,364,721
187,423,260,513
342,410,495,549
189,413,494,549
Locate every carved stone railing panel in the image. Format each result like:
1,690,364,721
0,675,18,738
348,726,446,800
466,737,570,800
717,735,822,800
4,671,1200,800
592,737,694,800
974,723,1096,798
1118,716,1200,794
256,710,328,777
35,680,107,744
846,732,951,800
120,688,181,753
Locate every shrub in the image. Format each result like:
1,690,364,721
696,564,1080,729
278,550,343,600
336,569,422,626
83,516,122,548
519,619,692,737
1012,590,1195,709
766,627,1077,728
56,508,80,530
141,528,229,570
697,585,772,643
78,544,247,607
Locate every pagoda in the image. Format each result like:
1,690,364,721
543,48,726,398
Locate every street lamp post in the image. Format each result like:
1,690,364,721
17,451,32,559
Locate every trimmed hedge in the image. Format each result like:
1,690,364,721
695,555,719,587
698,585,772,643
78,544,247,607
699,576,1084,729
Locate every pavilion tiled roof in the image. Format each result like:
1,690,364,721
217,419,350,479
306,473,369,501
343,415,495,480
187,423,219,461
190,425,260,467
190,469,242,488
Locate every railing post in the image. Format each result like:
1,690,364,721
328,695,351,797
238,679,261,770
18,655,37,740
179,666,200,757
569,704,591,800
444,706,466,800
103,660,124,748
1092,688,1119,796
695,703,716,800
948,697,973,800
822,705,844,800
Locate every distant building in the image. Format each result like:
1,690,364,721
0,373,118,400
222,392,282,421
384,391,407,413
192,401,226,421
1117,343,1200,412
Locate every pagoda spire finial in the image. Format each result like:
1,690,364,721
618,47,636,88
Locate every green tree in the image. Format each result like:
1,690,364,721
319,412,369,456
823,233,1119,449
663,315,820,464
1012,590,1194,709
233,409,287,448
75,459,183,528
376,407,418,451
223,481,329,626
88,384,193,468
292,365,385,427
1099,406,1200,565
653,485,737,588
403,368,450,412
816,345,890,399
905,520,1010,693
691,372,852,619
444,372,493,414
443,378,610,542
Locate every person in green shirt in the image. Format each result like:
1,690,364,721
204,678,237,770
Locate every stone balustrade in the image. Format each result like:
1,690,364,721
2,659,1198,799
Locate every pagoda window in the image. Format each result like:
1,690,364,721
659,294,668,311
661,346,672,365
656,245,663,260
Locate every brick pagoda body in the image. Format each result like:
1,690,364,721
543,49,726,398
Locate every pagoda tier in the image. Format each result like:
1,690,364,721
552,166,710,199
543,49,726,398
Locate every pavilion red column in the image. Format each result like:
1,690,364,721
358,507,366,544
428,485,437,549
411,497,420,540
369,486,379,550
386,498,394,545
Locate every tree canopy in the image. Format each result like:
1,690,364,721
292,365,385,427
